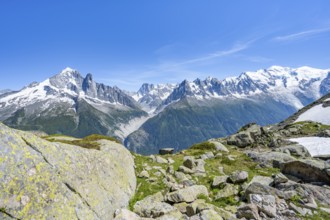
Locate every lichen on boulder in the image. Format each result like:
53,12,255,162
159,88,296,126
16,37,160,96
0,123,136,219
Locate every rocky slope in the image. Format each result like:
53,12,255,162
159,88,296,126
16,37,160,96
117,94,330,219
0,123,136,219
116,120,330,219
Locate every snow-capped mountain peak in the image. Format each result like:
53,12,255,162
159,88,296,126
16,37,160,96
160,66,330,110
133,83,177,113
60,67,76,75
0,68,140,121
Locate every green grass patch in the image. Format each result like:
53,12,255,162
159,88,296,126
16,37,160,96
129,141,280,210
48,139,101,150
289,194,303,206
285,121,330,136
213,196,240,207
190,141,216,151
83,134,121,144
43,134,72,138
304,209,330,220
129,153,169,210
44,134,120,150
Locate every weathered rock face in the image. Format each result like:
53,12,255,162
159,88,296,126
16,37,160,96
229,171,249,184
165,185,208,203
278,144,311,158
227,132,254,148
226,123,262,148
133,192,175,218
280,159,330,184
208,140,229,152
0,123,136,220
318,129,330,137
247,151,296,168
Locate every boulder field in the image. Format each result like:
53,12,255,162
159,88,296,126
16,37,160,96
2,120,330,219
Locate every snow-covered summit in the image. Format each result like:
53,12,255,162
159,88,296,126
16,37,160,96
59,67,76,75
133,83,177,113
0,68,139,120
160,66,330,109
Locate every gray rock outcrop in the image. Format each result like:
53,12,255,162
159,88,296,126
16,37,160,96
229,171,249,184
133,192,175,218
227,123,262,148
279,144,311,158
165,185,209,203
0,123,136,220
280,159,330,184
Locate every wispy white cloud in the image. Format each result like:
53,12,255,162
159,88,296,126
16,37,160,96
175,41,253,66
274,27,330,41
241,55,273,63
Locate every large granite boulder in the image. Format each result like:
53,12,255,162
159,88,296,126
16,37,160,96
245,182,284,199
165,185,208,203
214,184,239,200
247,151,296,168
133,192,175,218
280,159,330,184
0,123,136,220
227,132,254,148
227,123,262,148
229,171,249,184
279,144,311,158
208,140,229,152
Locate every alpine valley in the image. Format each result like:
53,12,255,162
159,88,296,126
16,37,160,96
0,66,330,154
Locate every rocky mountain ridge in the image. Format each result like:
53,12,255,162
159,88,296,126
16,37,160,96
1,66,330,154
132,83,177,113
0,68,146,138
136,66,330,111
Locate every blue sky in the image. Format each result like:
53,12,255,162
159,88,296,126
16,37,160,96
1,0,330,91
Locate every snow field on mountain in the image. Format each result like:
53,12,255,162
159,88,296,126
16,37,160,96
289,137,330,156
295,104,330,125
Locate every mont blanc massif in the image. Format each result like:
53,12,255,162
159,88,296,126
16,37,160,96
0,66,329,154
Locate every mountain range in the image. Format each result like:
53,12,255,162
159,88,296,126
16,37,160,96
0,66,329,154
0,68,146,138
